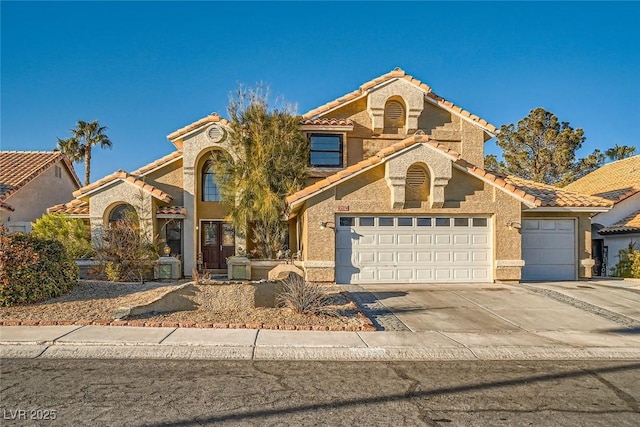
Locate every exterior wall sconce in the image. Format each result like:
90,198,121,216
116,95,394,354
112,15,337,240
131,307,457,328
319,221,335,230
506,221,522,230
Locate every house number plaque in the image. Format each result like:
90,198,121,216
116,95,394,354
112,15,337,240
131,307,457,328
337,205,349,212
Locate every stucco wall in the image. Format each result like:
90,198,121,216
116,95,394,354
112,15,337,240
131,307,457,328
316,85,488,171
88,181,156,245
0,161,79,232
593,194,640,227
143,159,184,205
418,101,453,133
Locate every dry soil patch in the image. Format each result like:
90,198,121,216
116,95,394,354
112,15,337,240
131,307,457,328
0,280,371,330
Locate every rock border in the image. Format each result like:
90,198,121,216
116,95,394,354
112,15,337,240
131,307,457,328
0,317,376,332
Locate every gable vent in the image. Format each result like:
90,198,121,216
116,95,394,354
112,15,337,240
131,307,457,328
406,165,427,187
207,126,224,142
386,101,404,121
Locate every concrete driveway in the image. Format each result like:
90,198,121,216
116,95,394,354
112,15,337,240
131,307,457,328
356,281,640,347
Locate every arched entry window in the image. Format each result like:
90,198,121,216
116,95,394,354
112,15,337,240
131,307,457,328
202,160,221,202
109,204,137,227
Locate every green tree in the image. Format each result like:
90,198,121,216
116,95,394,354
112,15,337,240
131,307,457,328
32,213,95,259
56,120,112,185
486,108,604,186
605,144,637,161
213,85,309,259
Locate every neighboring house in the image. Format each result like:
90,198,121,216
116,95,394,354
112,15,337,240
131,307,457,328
50,68,611,282
0,151,81,233
564,155,640,276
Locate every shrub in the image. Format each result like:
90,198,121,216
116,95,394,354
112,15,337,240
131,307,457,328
613,242,640,278
277,273,332,315
0,226,79,307
32,213,95,259
631,252,640,279
105,261,121,282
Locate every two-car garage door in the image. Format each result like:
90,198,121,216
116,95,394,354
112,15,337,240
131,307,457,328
335,216,492,284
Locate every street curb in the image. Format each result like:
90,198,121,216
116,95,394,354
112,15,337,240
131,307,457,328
3,343,640,361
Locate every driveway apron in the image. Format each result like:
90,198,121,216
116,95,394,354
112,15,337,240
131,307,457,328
358,283,629,333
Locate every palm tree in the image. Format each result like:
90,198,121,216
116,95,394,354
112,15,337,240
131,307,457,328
605,144,637,161
56,120,112,185
55,137,82,162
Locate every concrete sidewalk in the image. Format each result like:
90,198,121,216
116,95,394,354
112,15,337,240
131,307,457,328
2,325,640,361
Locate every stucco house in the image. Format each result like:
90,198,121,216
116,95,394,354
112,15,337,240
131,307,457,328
50,68,611,282
564,155,640,276
1,151,81,233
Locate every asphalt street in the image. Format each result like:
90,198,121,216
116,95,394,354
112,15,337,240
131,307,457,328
2,359,639,426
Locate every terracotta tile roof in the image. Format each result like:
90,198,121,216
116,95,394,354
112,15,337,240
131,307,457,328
0,151,81,202
156,206,187,217
500,175,612,208
73,170,173,203
599,210,640,234
167,113,230,141
286,135,612,210
299,118,354,127
47,199,89,216
47,202,187,218
592,187,640,203
130,151,183,176
302,67,497,135
564,155,640,203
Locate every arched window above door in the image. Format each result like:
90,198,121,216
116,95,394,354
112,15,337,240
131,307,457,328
202,160,221,202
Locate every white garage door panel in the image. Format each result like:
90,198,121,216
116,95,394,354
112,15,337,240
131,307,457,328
522,219,576,281
417,269,434,280
335,216,492,284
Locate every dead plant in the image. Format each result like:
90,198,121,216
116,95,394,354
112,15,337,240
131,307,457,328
192,268,212,284
277,273,334,315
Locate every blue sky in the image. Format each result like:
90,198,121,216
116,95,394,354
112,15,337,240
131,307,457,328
2,1,639,182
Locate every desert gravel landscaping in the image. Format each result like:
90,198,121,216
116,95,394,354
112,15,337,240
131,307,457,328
0,280,373,331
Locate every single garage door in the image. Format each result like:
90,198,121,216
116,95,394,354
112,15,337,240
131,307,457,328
522,219,576,281
335,215,492,284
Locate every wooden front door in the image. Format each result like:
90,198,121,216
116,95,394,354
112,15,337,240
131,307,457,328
201,221,235,269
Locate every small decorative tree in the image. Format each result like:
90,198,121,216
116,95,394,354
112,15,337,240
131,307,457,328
212,85,309,259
